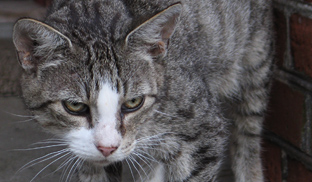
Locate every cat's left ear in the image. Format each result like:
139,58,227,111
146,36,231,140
125,3,182,58
13,18,72,70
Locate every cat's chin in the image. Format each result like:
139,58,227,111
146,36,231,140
90,159,112,167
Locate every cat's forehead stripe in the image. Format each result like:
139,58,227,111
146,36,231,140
95,82,121,147
97,82,119,119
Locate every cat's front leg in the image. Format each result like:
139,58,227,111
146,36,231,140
78,162,122,182
230,33,273,182
230,71,268,182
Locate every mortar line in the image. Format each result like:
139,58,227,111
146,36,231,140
303,95,312,155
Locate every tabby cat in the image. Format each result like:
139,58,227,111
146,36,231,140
12,0,273,181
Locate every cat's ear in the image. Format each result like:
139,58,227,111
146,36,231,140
125,3,182,58
13,18,72,70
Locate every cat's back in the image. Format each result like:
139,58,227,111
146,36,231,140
123,0,272,63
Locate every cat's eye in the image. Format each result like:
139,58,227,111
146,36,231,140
121,96,145,113
62,101,89,115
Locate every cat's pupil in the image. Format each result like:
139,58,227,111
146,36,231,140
129,97,142,107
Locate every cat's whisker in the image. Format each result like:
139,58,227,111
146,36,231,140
41,153,74,179
135,149,159,164
71,158,85,181
33,138,67,144
61,155,77,182
137,142,163,147
5,112,50,124
136,136,166,143
30,150,70,182
17,149,69,173
128,155,144,182
135,150,158,163
130,154,149,181
77,158,85,172
53,153,75,174
31,141,68,146
7,114,40,124
136,144,167,154
136,132,174,142
65,157,80,182
136,140,163,148
125,159,136,182
40,161,65,180
4,111,34,118
72,159,84,181
132,152,154,174
14,118,37,123
13,144,68,151
14,114,51,124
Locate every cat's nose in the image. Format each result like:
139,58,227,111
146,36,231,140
97,145,118,157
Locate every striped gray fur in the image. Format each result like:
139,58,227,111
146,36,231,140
12,0,273,181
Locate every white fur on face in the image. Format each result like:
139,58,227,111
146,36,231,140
66,127,103,161
66,83,122,161
94,83,122,148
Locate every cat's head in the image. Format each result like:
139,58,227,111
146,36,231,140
13,3,182,165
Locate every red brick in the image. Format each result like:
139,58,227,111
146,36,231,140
262,141,282,182
273,9,287,67
290,14,312,76
264,81,304,148
287,157,312,182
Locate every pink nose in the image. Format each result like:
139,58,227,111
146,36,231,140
97,146,118,157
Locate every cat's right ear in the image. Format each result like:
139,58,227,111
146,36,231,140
125,3,182,59
13,18,72,70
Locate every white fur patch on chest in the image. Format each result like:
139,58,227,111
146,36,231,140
149,164,165,182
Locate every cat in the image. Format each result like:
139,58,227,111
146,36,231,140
12,0,273,181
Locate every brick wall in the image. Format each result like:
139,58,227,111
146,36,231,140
263,0,312,181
